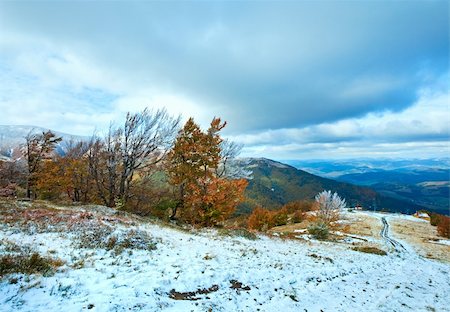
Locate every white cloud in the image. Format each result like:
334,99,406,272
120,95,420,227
233,84,449,159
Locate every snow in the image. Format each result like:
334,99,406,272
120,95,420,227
429,239,450,246
1,207,450,312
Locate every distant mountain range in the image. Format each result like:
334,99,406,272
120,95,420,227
238,158,431,215
0,125,86,159
284,159,450,215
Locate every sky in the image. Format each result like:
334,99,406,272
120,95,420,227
0,1,448,160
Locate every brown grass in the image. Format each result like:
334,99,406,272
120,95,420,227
343,212,383,238
389,217,450,262
0,252,64,277
352,246,387,256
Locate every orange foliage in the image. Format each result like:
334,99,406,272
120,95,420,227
247,207,275,231
167,117,247,226
437,216,450,238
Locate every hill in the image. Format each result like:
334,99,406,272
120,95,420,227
0,200,449,311
239,158,428,215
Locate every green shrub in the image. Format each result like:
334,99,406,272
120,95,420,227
307,222,329,240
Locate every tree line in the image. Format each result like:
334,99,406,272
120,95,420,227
0,109,248,226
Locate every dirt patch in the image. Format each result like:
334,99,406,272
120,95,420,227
389,217,450,262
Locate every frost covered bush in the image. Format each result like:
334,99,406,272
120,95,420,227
76,226,114,249
307,222,329,240
76,227,157,253
314,190,346,226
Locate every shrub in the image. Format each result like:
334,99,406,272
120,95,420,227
282,200,313,214
430,213,441,226
437,216,450,238
352,246,387,256
291,210,305,224
307,222,329,240
0,252,63,277
314,190,346,226
272,211,288,226
218,228,258,240
247,207,275,231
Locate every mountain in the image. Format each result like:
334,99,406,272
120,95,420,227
238,158,428,215
0,125,87,159
285,158,450,178
284,159,450,216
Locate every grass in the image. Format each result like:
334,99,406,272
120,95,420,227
218,228,258,240
352,246,387,256
76,227,157,253
0,252,64,277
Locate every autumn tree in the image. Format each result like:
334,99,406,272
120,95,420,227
23,130,62,199
35,140,93,202
88,108,180,207
166,117,248,226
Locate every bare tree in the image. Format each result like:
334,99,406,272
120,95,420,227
216,139,253,179
314,190,346,225
88,108,180,207
23,130,62,199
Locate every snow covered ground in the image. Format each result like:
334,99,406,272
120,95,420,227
1,202,449,312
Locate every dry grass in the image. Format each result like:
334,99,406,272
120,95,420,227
342,212,383,238
352,246,387,256
0,252,64,278
389,217,450,262
268,219,311,234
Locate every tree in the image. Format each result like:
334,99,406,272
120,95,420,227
314,190,346,226
35,140,93,202
23,130,62,199
88,108,180,207
166,117,248,226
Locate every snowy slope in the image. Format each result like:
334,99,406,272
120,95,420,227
0,202,449,312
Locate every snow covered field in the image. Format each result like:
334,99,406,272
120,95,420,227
1,201,449,312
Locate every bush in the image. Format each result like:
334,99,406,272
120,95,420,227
218,228,258,240
281,200,313,214
352,246,387,256
437,216,450,238
272,211,288,226
291,210,305,224
0,252,63,277
314,190,346,226
307,222,329,240
430,213,441,226
247,207,275,231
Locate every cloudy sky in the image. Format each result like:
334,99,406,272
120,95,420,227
0,1,448,160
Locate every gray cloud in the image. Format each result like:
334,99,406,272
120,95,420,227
0,1,448,158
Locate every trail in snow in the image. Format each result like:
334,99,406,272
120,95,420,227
380,217,406,253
